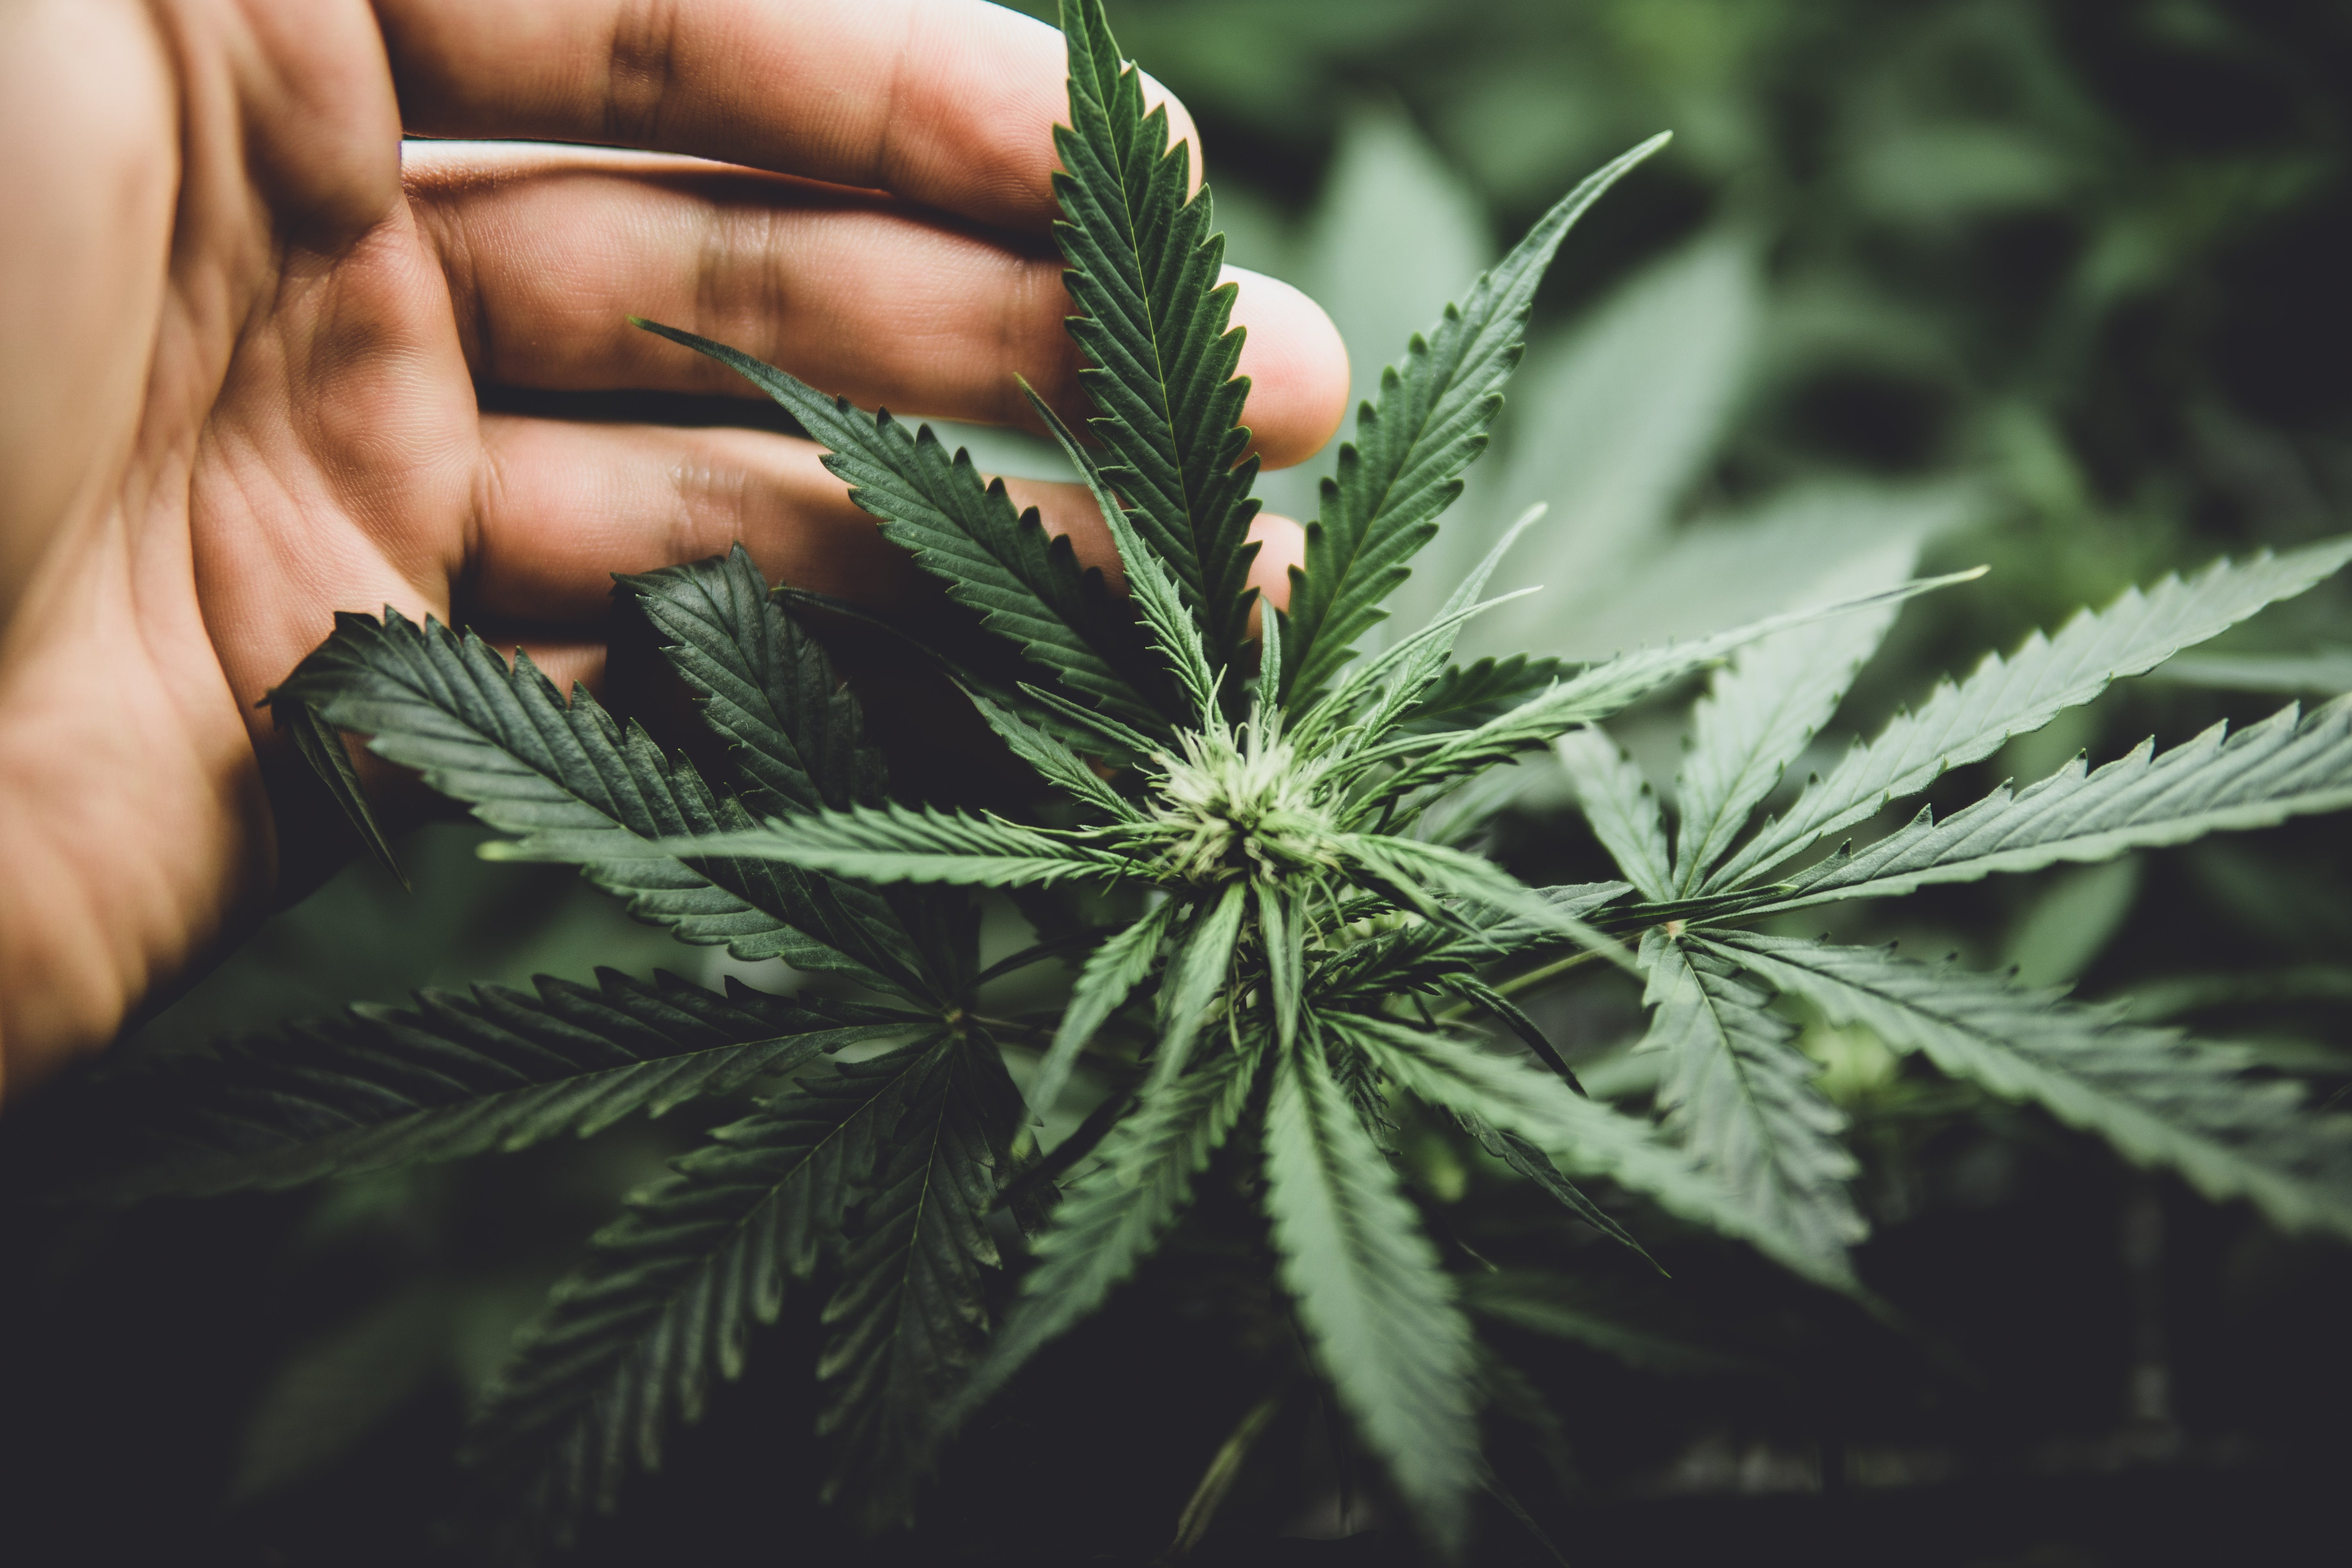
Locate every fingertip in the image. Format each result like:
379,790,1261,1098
1247,512,1305,622
1137,71,1205,197
1226,268,1349,471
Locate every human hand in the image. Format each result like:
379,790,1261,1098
0,0,1347,1100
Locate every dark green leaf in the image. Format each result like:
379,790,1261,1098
273,692,403,884
625,802,1135,889
1054,0,1262,664
943,1033,1262,1434
817,1032,1026,1525
462,1048,924,1558
54,970,909,1202
615,545,885,815
277,609,929,995
632,319,1171,731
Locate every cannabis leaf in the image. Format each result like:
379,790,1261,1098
634,802,1133,888
1367,567,1984,809
274,608,930,996
945,1034,1262,1430
1265,1029,1478,1556
1637,936,1865,1271
1709,536,2352,889
1669,604,1901,893
49,971,910,1202
1557,727,1674,901
1281,135,1671,705
1054,0,1261,665
1712,934,2352,1240
1340,1015,1856,1291
631,320,1172,736
1754,696,2352,909
817,1032,1025,1525
461,1047,929,1557
618,545,886,816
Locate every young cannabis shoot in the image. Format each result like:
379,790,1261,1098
29,1,2352,1562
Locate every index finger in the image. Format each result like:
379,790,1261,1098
374,0,1202,233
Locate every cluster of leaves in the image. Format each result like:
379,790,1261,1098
33,2,2352,1561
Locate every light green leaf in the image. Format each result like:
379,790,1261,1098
1147,882,1250,1090
1258,882,1304,1051
616,803,1134,890
1254,100,1491,532
1751,698,2352,911
1556,727,1672,901
2001,860,2142,989
1342,1015,1856,1290
1492,480,1970,665
1670,598,1906,893
1264,1031,1478,1556
1369,568,1984,807
1470,233,1761,658
2155,645,2352,696
1709,934,2352,1242
1638,937,1863,1271
1285,135,1671,704
1029,900,1180,1119
1711,534,2352,890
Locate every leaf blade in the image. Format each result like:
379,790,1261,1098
1710,535,2352,889
52,972,910,1202
1556,727,1673,901
1264,1031,1478,1555
460,1048,924,1557
1710,934,2352,1240
1283,136,1673,704
1752,697,2352,912
1639,937,1864,1271
1054,0,1261,662
943,1033,1262,1433
632,319,1171,730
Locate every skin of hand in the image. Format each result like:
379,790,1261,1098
0,0,1348,1103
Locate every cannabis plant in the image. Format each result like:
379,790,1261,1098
33,1,2352,1559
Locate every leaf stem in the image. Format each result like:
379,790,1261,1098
996,1088,1135,1215
1492,947,1610,1000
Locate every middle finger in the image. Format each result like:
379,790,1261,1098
406,144,1348,469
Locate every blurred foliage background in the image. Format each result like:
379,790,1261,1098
7,1,2352,1563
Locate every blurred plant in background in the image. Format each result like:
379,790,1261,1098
6,2,2351,1563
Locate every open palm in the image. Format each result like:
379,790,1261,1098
0,0,1346,1097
